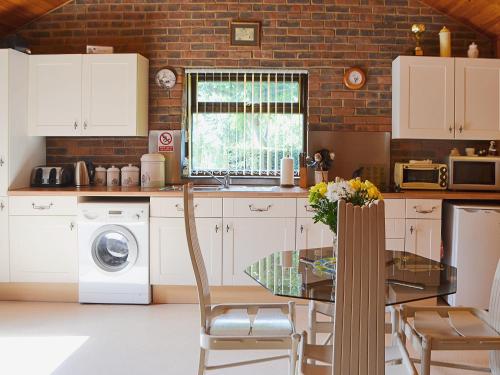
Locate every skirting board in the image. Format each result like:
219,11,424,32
0,284,306,305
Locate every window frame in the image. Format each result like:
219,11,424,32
185,69,309,178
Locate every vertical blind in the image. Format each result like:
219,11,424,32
186,69,308,177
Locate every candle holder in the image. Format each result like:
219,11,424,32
411,24,426,56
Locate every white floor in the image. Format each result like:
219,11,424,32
0,302,490,375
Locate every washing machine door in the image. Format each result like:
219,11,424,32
91,225,138,273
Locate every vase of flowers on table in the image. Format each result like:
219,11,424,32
307,178,383,270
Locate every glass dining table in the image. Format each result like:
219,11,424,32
245,247,457,306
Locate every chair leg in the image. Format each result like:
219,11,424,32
198,348,207,375
307,301,316,345
420,337,432,375
289,334,300,375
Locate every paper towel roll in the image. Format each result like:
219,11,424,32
280,157,294,187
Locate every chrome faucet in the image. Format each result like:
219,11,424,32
207,171,231,189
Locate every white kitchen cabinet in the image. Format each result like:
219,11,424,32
9,215,78,282
28,54,82,136
404,219,441,262
392,56,455,139
0,49,45,195
223,218,296,285
150,217,222,285
455,58,500,140
28,53,148,137
296,218,334,250
0,197,9,282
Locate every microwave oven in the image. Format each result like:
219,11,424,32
448,156,500,191
394,161,448,190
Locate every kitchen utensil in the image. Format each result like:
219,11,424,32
75,161,90,187
106,166,120,187
30,166,74,187
94,166,107,186
121,164,140,187
141,153,165,188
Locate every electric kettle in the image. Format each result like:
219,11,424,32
74,161,90,187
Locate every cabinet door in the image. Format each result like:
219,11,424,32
223,218,296,285
9,216,78,282
0,197,8,282
150,218,222,285
0,51,8,196
28,55,82,136
455,58,500,140
82,54,140,136
392,56,455,139
296,218,334,250
405,219,441,262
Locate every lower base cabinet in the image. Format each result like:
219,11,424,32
223,217,296,286
404,219,441,261
9,215,78,282
0,197,9,282
150,217,222,285
296,218,334,250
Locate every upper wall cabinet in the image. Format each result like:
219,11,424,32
392,56,500,140
28,54,149,137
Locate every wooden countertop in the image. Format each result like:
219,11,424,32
8,186,500,200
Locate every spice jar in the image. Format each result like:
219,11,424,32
121,164,140,187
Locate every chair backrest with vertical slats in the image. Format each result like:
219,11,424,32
488,260,500,374
332,200,386,375
184,183,212,331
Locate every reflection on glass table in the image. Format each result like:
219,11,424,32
245,248,457,306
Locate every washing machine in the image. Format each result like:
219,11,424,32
78,201,151,304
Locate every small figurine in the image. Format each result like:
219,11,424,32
411,24,426,56
307,149,335,184
489,141,497,156
468,42,479,58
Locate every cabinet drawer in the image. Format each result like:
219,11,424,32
406,199,442,219
385,219,405,239
385,199,405,219
150,197,222,218
9,196,78,216
223,198,296,218
297,198,316,218
386,239,405,251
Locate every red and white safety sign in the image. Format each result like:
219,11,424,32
158,131,174,152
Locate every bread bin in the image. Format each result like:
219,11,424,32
106,166,120,187
121,164,140,187
141,153,165,188
94,166,107,186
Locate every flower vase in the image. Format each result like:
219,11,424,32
314,170,328,184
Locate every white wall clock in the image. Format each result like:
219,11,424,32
156,68,177,89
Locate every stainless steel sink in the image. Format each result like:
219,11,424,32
192,185,225,192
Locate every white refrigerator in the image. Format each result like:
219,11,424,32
443,202,500,309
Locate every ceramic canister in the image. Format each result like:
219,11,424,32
141,153,165,188
94,166,107,186
121,164,140,187
107,166,121,187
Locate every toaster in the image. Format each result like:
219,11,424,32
30,166,74,187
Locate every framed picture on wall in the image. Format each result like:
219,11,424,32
230,21,261,46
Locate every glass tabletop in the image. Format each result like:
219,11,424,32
244,248,457,306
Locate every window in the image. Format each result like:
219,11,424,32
186,69,308,177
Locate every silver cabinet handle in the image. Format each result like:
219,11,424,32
83,121,88,130
226,224,230,233
410,225,415,235
0,157,4,167
74,121,78,130
32,202,54,210
304,205,315,213
449,126,453,134
0,201,5,211
215,224,220,233
249,204,272,212
70,222,75,231
175,203,198,211
458,125,463,133
300,225,304,234
413,205,438,214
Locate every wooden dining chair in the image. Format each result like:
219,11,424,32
298,200,417,375
183,184,300,375
400,259,500,375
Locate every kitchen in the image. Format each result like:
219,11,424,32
1,1,500,374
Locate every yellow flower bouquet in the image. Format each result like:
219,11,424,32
308,178,383,234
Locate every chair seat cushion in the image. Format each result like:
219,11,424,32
413,311,460,338
251,308,293,336
209,309,251,336
448,311,499,337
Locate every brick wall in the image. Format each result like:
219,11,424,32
15,0,495,168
